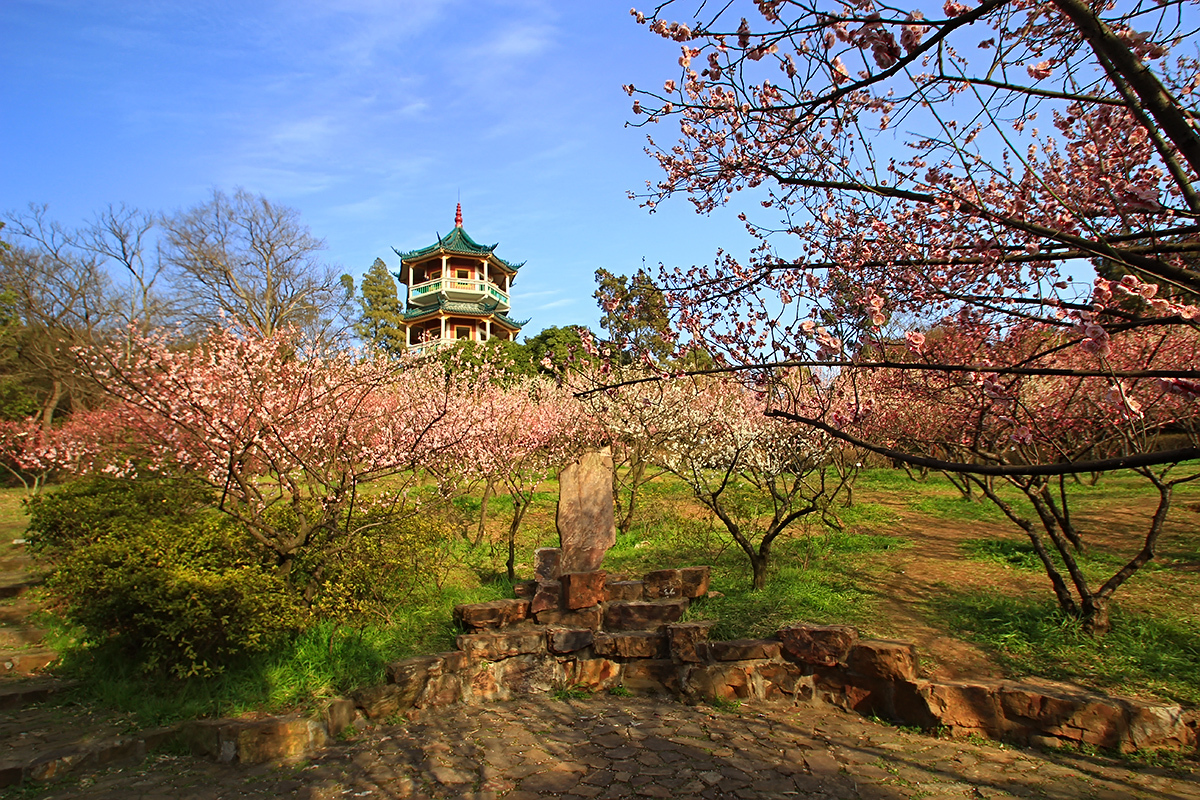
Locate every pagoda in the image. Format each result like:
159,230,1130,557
393,204,528,352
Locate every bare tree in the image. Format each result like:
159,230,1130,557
79,204,170,333
160,188,346,341
1,206,117,428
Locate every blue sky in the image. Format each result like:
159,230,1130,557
1,1,759,336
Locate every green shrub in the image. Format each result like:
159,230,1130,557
306,510,458,620
49,515,303,677
25,475,214,553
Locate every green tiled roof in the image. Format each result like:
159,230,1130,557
393,226,524,271
403,298,528,330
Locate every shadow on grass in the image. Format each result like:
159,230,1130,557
929,591,1200,705
46,582,514,728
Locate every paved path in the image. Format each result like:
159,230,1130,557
27,696,1200,799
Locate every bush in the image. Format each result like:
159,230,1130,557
285,505,460,621
28,477,301,677
25,475,214,553
28,477,460,677
49,515,303,678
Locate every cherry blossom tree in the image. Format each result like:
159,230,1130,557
433,375,592,581
824,323,1200,632
622,0,1199,450
594,374,841,589
620,1,1200,627
579,367,690,536
41,326,484,598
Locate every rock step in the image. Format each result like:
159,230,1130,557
0,724,181,788
0,577,42,600
0,621,48,647
0,647,58,676
0,677,76,710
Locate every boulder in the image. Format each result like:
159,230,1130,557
323,698,358,737
353,684,414,721
848,639,919,682
603,599,689,631
561,570,608,610
547,628,595,654
534,548,562,583
777,624,859,666
679,566,712,599
567,658,623,691
453,599,531,630
593,631,668,659
530,581,562,614
534,605,602,629
666,621,716,663
642,569,683,599
620,659,679,695
495,654,565,696
709,638,781,662
456,630,546,661
603,580,644,602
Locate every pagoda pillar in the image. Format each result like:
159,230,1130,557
440,316,447,342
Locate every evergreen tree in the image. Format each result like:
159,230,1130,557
594,268,675,364
349,258,407,356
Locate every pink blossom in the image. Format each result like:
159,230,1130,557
1026,61,1053,80
943,0,971,18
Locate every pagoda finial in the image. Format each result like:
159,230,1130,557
455,203,463,228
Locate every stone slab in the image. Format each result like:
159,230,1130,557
556,449,617,573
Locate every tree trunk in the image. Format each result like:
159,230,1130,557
40,380,64,432
750,553,768,590
1081,595,1111,636
618,459,646,536
474,479,494,547
506,494,530,583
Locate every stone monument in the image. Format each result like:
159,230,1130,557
555,447,617,573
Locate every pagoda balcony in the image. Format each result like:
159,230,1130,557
409,277,510,309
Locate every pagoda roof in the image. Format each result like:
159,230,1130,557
403,298,528,330
393,226,525,272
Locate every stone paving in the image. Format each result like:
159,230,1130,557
24,695,1200,800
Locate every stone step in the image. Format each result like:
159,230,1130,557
0,722,181,788
602,599,689,631
0,647,58,676
0,623,48,648
0,678,77,711
0,577,42,600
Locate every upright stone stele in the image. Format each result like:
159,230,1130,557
556,448,617,573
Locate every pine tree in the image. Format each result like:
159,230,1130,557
351,258,407,356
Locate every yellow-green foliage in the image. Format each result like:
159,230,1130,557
307,511,457,621
28,477,460,677
49,514,303,678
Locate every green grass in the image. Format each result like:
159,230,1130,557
673,532,907,640
932,592,1200,705
16,463,1200,727
46,581,512,727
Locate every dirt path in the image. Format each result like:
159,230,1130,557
852,485,1200,684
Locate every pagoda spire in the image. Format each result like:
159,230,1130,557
455,203,463,228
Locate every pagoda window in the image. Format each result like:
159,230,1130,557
456,269,470,280
455,326,473,341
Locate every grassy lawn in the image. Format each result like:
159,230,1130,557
8,461,1200,723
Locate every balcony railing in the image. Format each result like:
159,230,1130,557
408,335,501,355
409,278,509,307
